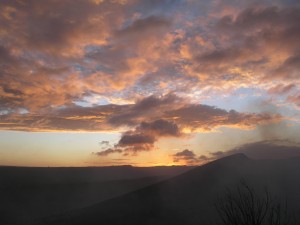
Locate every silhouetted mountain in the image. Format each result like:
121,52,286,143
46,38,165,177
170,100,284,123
0,165,194,186
0,166,193,225
37,154,300,225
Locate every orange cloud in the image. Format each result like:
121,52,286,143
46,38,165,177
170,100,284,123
0,1,298,145
0,94,283,133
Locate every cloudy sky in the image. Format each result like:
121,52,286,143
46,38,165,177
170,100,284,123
0,0,300,166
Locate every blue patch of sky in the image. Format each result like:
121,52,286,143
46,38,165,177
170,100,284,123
201,87,269,112
84,45,103,53
74,64,84,72
201,87,300,121
0,110,10,115
74,62,113,77
132,0,186,18
19,109,29,114
74,94,110,107
74,100,91,107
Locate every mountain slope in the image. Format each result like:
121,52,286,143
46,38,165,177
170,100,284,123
36,154,300,225
0,166,193,225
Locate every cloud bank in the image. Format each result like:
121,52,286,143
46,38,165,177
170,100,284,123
0,0,299,160
0,1,300,114
171,140,300,165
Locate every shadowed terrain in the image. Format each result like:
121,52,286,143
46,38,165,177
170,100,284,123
34,154,300,225
0,166,193,225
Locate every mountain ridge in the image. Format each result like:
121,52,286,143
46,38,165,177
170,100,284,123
35,153,300,225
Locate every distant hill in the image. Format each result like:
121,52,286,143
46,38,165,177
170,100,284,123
0,165,193,225
0,165,194,186
37,154,300,225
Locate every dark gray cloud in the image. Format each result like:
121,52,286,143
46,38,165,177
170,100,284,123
196,47,242,66
173,149,195,158
198,155,209,160
99,141,110,145
216,6,299,32
172,140,300,165
175,140,300,166
165,105,280,131
116,16,171,38
0,94,282,132
119,133,155,146
172,149,197,163
93,148,123,157
210,151,224,157
210,140,300,160
139,119,181,137
172,149,209,165
97,119,181,156
270,54,300,80
108,94,184,126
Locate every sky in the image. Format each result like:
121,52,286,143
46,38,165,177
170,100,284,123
0,0,300,167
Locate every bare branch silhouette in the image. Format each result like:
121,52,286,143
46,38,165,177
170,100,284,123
215,180,296,225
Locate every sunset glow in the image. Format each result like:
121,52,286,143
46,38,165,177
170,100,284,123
1,0,300,166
